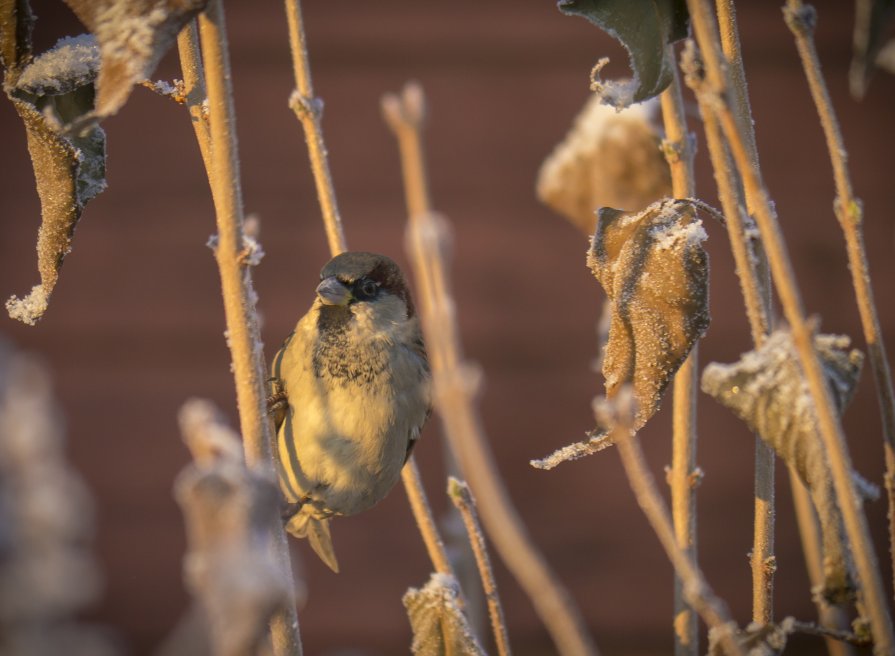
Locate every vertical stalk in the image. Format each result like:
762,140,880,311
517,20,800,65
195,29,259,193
688,0,895,649
790,473,857,656
402,458,454,577
283,0,346,256
384,86,598,656
195,3,302,655
784,0,895,602
660,55,700,656
449,478,513,656
711,1,778,625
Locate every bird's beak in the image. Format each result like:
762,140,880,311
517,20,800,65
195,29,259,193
316,276,352,305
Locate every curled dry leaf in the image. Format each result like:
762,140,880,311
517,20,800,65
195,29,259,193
62,0,208,122
0,0,34,76
588,198,710,429
174,399,290,656
701,329,868,604
3,34,106,324
557,0,689,107
537,95,671,235
404,573,486,656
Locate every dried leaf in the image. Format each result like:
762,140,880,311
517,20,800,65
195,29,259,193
537,95,671,235
403,574,486,656
588,198,709,429
5,35,106,325
0,0,34,76
701,330,866,604
62,0,207,121
707,618,794,656
849,0,895,99
557,0,689,107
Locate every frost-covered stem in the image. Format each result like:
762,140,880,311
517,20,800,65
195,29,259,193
386,90,597,656
283,0,346,256
660,56,699,656
784,0,895,601
688,1,895,649
176,21,212,182
608,413,743,656
196,4,302,655
448,478,512,656
402,458,454,577
682,40,776,625
790,473,857,656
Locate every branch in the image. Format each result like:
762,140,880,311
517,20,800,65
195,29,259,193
784,0,895,605
448,478,512,656
384,83,598,656
193,3,302,654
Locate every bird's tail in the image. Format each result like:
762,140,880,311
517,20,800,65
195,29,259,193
285,508,340,573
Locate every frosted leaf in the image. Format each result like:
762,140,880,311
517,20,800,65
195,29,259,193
701,329,865,604
5,34,106,325
588,198,709,429
707,618,794,656
403,573,486,656
0,0,34,74
557,0,689,107
63,0,207,121
174,399,289,656
537,95,671,235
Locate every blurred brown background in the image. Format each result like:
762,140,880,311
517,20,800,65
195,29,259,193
1,1,894,654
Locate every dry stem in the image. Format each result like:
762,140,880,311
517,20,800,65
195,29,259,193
176,22,212,182
402,457,454,577
448,477,512,656
660,52,700,656
688,0,895,649
283,0,346,256
790,473,857,656
384,84,597,656
194,4,302,654
601,393,744,656
784,0,895,602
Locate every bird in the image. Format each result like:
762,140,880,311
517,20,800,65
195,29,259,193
268,251,431,572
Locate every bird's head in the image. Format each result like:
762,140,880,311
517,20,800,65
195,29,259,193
315,252,416,325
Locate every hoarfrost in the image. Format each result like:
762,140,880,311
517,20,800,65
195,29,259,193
403,573,485,656
15,35,99,94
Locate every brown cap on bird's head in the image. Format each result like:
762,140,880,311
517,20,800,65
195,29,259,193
318,252,415,316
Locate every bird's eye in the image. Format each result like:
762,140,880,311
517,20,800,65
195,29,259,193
360,280,379,298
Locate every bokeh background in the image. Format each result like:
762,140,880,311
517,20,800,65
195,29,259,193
1,1,894,654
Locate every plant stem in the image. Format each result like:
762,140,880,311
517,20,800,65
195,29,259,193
195,3,302,655
176,22,212,183
784,0,895,603
283,0,346,256
604,396,744,656
448,477,513,656
402,457,454,577
790,473,857,656
688,1,895,649
660,54,700,656
384,86,598,656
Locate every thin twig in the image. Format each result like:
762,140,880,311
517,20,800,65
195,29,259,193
790,473,857,656
598,391,745,656
448,477,512,656
784,0,895,604
790,619,872,648
384,84,598,656
283,0,346,256
279,0,454,581
688,0,895,650
176,22,213,199
402,458,454,577
660,50,700,656
194,4,302,655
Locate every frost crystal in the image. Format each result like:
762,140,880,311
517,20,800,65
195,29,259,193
403,573,485,656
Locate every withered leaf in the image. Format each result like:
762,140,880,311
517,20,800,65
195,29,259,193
0,0,34,76
403,574,486,656
557,0,689,107
707,618,794,656
537,95,671,235
701,329,867,604
62,0,207,122
5,35,106,325
588,198,710,429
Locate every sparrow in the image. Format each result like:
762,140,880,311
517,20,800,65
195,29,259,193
268,251,431,572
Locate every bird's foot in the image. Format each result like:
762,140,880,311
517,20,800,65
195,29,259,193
266,377,287,417
281,495,311,523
